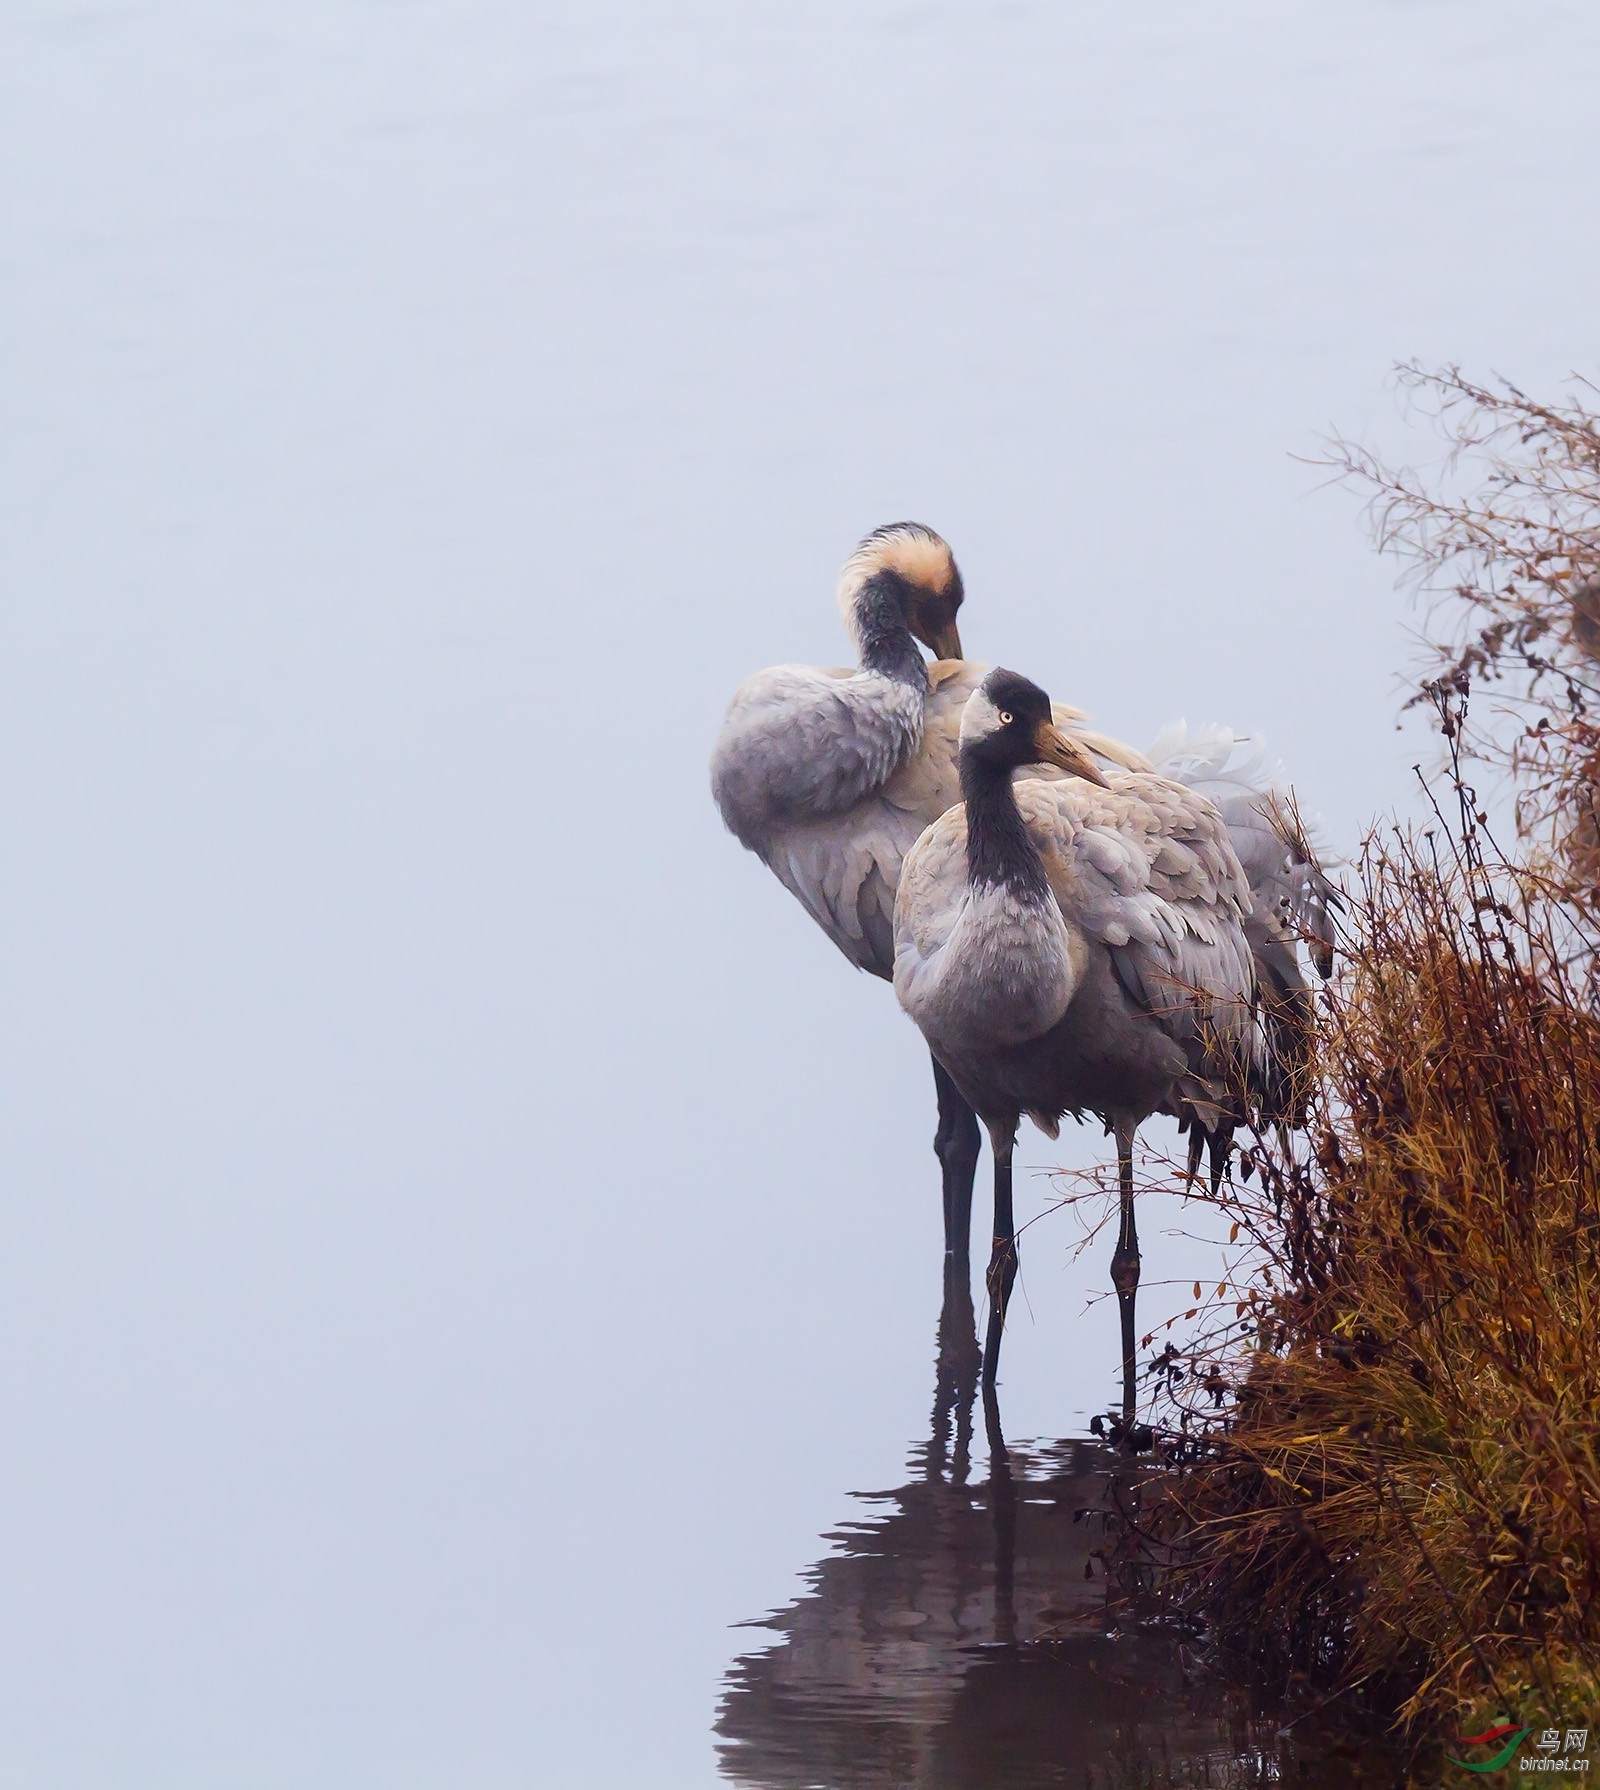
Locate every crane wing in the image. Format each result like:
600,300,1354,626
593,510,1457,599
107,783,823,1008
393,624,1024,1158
759,664,978,977
1143,721,1338,977
1016,775,1261,1093
766,804,927,978
768,666,1150,979
717,656,1159,983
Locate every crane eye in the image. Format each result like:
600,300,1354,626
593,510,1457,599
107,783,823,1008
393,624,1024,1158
998,710,1013,725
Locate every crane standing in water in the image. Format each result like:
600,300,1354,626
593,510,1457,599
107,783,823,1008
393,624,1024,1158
894,669,1282,1425
710,523,1332,1280
710,523,1137,1257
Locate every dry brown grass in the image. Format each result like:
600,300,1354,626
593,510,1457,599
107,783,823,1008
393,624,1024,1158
1149,363,1600,1758
1156,677,1600,1759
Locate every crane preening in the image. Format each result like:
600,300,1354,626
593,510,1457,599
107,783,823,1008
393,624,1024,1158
710,525,1332,1430
710,523,1144,1255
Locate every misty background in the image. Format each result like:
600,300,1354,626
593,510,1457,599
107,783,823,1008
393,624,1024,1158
6,1,1600,1785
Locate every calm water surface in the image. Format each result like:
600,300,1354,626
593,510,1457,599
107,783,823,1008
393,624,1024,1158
718,1274,1403,1790
6,2,1600,1785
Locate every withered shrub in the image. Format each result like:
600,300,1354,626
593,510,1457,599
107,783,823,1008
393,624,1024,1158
1157,368,1600,1754
1332,362,1600,910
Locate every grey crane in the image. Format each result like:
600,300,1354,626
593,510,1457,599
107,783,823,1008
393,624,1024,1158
711,524,1333,1275
894,668,1282,1428
710,523,1131,1256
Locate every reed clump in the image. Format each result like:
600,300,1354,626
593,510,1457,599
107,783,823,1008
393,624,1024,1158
1159,366,1600,1754
1163,739,1600,1739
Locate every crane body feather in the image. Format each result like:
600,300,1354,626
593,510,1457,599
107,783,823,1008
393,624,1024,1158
712,657,1131,978
710,663,926,848
895,773,1261,1137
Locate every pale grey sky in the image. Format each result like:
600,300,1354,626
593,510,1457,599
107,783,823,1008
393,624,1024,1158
5,2,1598,1785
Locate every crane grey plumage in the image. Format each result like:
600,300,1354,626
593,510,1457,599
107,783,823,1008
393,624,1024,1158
715,658,973,975
710,521,1333,1280
711,527,1145,982
894,670,1276,1432
710,525,1135,1255
1142,721,1338,1143
1145,722,1337,981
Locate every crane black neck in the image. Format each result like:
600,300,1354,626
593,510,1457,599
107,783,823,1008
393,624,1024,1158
852,574,929,690
959,750,1052,905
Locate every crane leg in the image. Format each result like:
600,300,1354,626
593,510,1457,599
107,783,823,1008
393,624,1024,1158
930,1253,980,1484
981,1121,1018,1390
931,1053,979,1260
1111,1118,1141,1430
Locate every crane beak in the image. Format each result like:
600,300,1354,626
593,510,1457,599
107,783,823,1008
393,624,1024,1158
927,620,964,662
1033,721,1111,788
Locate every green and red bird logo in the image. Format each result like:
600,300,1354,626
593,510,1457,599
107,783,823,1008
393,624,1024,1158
1446,1722,1533,1773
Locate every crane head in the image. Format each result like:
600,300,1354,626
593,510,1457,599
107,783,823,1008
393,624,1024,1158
961,669,1111,787
837,521,965,662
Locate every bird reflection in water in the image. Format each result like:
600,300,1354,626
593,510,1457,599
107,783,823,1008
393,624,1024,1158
717,1269,1396,1790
